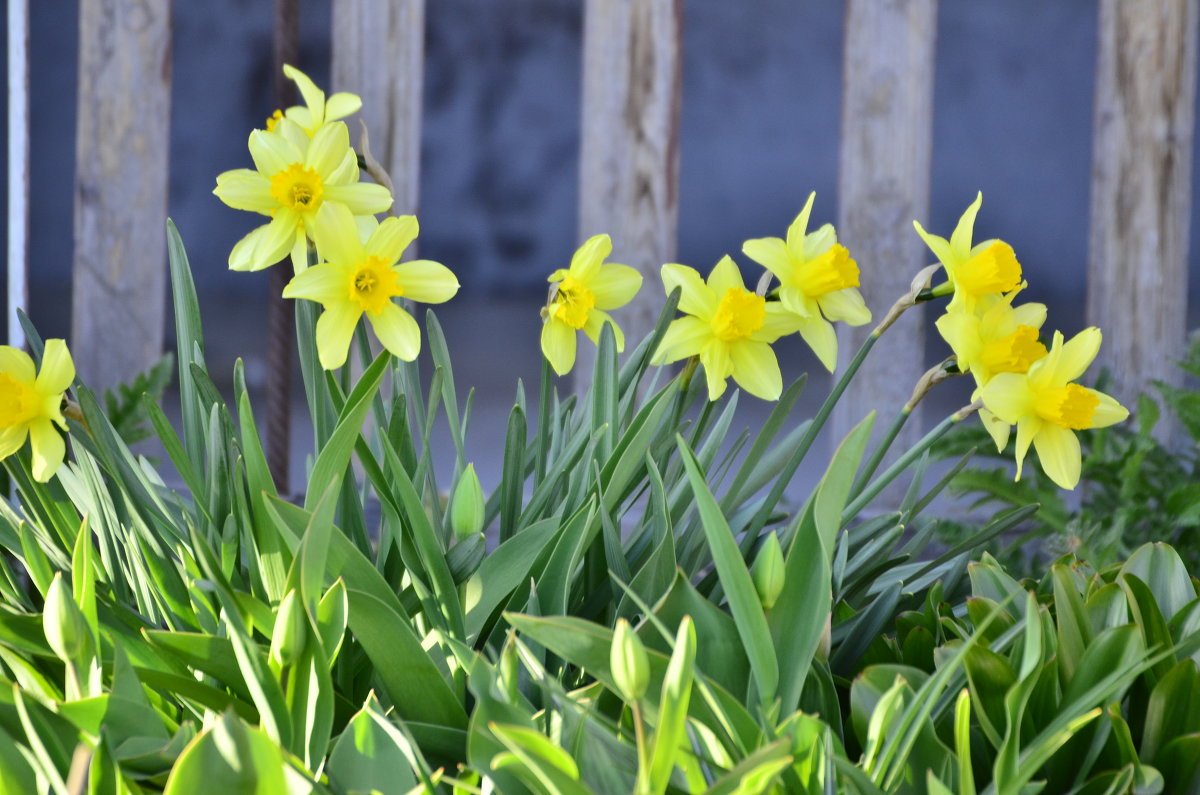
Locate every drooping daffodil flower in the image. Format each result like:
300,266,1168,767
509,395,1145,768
914,193,1023,313
540,234,643,376
741,192,871,371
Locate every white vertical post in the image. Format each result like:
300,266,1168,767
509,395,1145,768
7,0,29,349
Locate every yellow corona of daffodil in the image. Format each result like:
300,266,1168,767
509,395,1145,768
979,328,1128,490
270,64,363,137
214,121,392,273
914,193,1023,312
0,341,74,482
654,257,797,402
741,193,871,372
283,203,459,370
540,234,643,376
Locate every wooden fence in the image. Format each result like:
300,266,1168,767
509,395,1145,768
6,0,1198,487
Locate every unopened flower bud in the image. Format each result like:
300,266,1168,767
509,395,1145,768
450,464,485,540
610,619,649,702
751,533,785,610
447,533,486,584
269,590,307,668
43,573,87,662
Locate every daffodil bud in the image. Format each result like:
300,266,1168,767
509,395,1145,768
43,572,87,662
447,533,486,584
751,533,785,610
499,638,520,703
450,464,485,540
269,590,307,668
610,619,649,703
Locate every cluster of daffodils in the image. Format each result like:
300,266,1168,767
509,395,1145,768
919,194,1128,489
214,65,459,370
541,193,872,403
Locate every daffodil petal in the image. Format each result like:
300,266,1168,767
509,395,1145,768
742,237,792,282
306,122,351,177
290,227,309,272
753,304,799,343
801,223,837,261
326,148,360,185
654,316,710,364
707,255,746,295
311,203,365,266
282,262,348,303
324,92,363,122
285,106,315,132
935,310,982,370
214,170,275,213
393,260,460,304
1086,389,1129,428
778,287,814,318
365,216,419,264
661,264,716,318
949,192,983,258
795,315,837,372
229,225,269,271
370,303,421,361
36,340,74,395
315,302,361,370
252,210,300,271
1008,302,1047,331
324,183,394,215
979,408,1011,453
541,318,577,376
0,427,26,459
912,220,954,269
0,346,36,383
700,341,732,401
979,372,1035,425
249,129,301,176
730,341,782,401
284,64,326,124
817,288,871,326
588,264,642,310
1033,423,1081,489
568,234,611,283
1013,414,1041,481
785,193,816,258
29,418,65,483
582,310,625,352
1054,327,1102,384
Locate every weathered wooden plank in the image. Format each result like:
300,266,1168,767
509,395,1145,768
7,0,29,348
72,0,172,389
832,0,937,444
575,0,683,388
1088,0,1197,415
331,0,425,221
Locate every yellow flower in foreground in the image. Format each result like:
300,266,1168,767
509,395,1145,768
540,234,643,375
914,193,1023,312
654,257,796,401
275,64,363,137
214,121,392,273
979,328,1128,490
936,289,1047,391
283,203,459,369
741,192,871,371
0,341,74,482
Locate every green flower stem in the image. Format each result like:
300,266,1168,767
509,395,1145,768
745,333,878,540
536,356,552,483
849,408,912,500
632,702,651,795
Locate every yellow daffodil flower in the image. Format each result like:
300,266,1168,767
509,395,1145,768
914,193,1023,312
283,203,459,370
540,234,643,376
654,257,797,402
741,192,871,371
0,340,74,482
979,328,1128,490
274,64,363,137
936,289,1048,390
214,121,392,273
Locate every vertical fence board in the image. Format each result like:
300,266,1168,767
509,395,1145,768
1088,0,1198,414
575,0,683,388
832,0,937,445
72,0,172,389
331,0,426,221
7,0,29,348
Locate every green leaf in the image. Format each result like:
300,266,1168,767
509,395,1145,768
165,220,207,479
162,712,288,795
464,518,561,643
649,616,697,795
326,692,426,795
